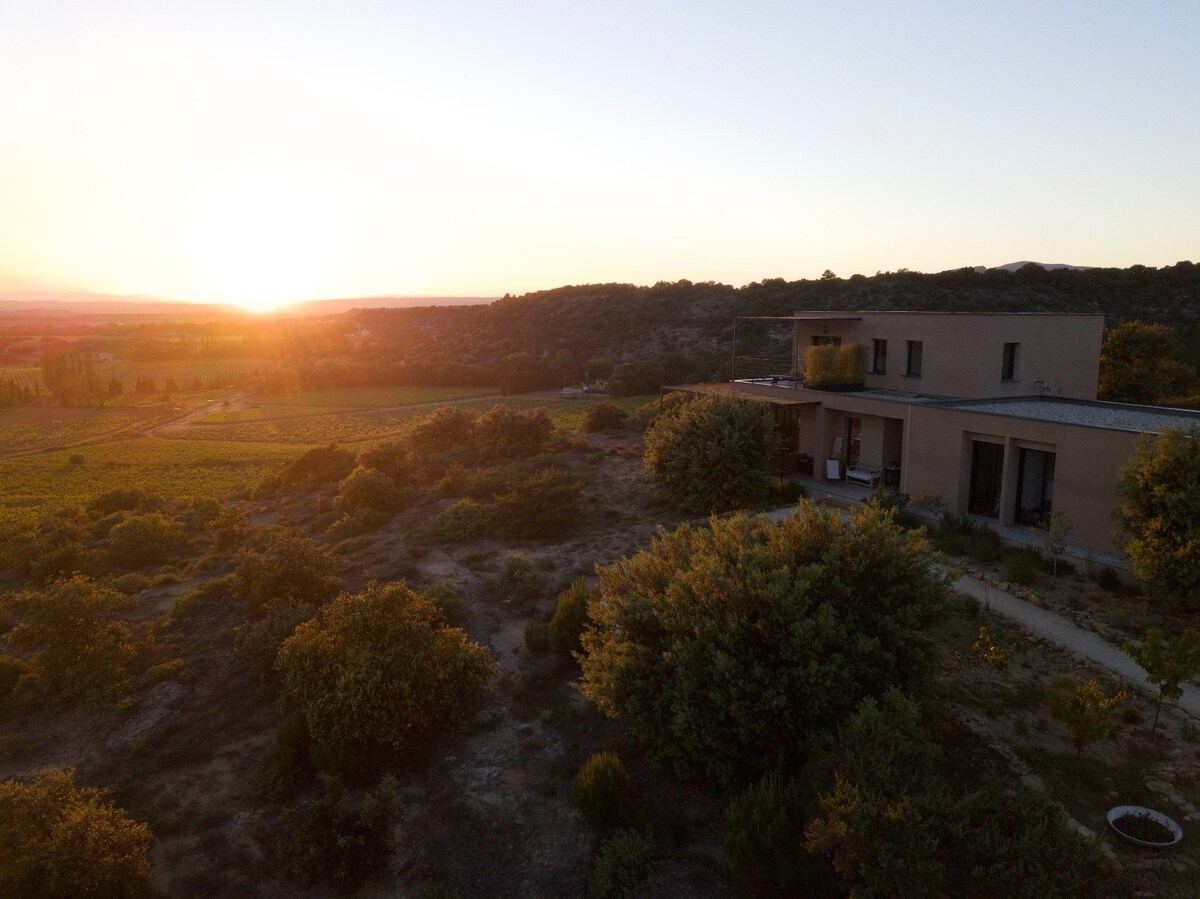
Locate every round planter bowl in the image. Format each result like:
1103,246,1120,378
1107,806,1183,849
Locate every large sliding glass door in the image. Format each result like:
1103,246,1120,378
1016,449,1055,526
968,441,1004,518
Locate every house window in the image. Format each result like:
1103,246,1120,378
1002,342,1019,381
811,335,842,346
871,339,887,374
905,340,923,377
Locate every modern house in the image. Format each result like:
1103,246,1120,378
676,311,1200,566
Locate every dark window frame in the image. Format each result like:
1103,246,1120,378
871,338,887,374
905,340,923,377
1002,342,1019,381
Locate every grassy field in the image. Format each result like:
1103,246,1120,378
1,358,275,392
244,385,500,408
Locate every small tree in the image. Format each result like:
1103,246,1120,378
0,768,152,898
643,393,780,514
1046,675,1125,759
2,576,138,705
1115,426,1200,610
276,582,493,768
1041,510,1074,578
578,502,946,787
1123,628,1200,732
972,625,1014,681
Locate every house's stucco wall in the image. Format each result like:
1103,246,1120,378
790,312,1104,401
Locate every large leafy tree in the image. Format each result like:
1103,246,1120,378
276,582,493,765
578,502,947,787
1098,320,1194,404
2,576,138,705
1115,426,1200,611
643,393,780,514
0,768,152,898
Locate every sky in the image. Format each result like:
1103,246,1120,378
1,1,1197,310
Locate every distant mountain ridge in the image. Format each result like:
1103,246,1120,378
971,261,1096,274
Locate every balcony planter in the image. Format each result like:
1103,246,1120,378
1107,806,1183,848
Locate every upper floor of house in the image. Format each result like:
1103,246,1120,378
787,311,1105,401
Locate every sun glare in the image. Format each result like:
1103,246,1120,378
188,175,344,312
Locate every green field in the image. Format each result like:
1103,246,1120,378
0,389,656,525
245,385,500,408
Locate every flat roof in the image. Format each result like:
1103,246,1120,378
666,383,820,406
736,315,862,322
935,396,1200,434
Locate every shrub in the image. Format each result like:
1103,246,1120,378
588,829,654,899
68,453,84,466
631,391,692,431
337,466,406,513
233,600,317,672
581,401,629,433
475,405,554,458
410,407,477,454
276,774,402,888
578,502,946,787
548,577,595,654
279,444,357,492
276,582,493,768
523,621,551,653
171,576,236,621
87,488,148,515
0,655,29,715
0,768,152,898
411,499,493,542
1094,567,1121,591
420,583,463,622
1046,674,1125,759
572,752,633,829
355,441,412,487
1004,550,1039,585
968,527,1003,563
725,774,824,898
211,507,254,552
643,393,780,514
107,513,187,570
237,532,342,616
2,576,138,706
492,469,583,539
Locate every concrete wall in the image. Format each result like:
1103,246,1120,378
791,312,1104,401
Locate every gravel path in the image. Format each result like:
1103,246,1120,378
950,569,1200,717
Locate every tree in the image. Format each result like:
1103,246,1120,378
578,503,947,787
2,576,138,705
643,393,780,514
107,513,187,570
1115,426,1200,610
276,582,493,768
1041,510,1074,578
580,401,628,433
1046,675,1125,759
0,768,152,898
1123,628,1200,732
1098,320,1194,404
237,531,342,617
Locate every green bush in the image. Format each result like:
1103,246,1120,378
492,469,584,539
237,532,342,616
411,499,494,542
0,768,152,898
107,513,187,570
572,752,633,828
968,527,1004,563
279,444,357,493
211,507,254,552
276,582,493,768
2,576,138,706
410,407,477,454
171,576,236,621
276,774,402,888
1004,550,1040,585
1095,567,1121,591
87,488,149,515
337,466,407,513
523,621,551,653
631,391,692,431
0,655,29,715
579,503,946,787
475,405,554,458
548,577,595,654
581,401,629,433
724,774,826,898
935,532,970,556
588,829,654,899
643,393,780,514
355,441,412,487
233,600,317,671
420,583,463,622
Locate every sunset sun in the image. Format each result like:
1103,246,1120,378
188,176,344,312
